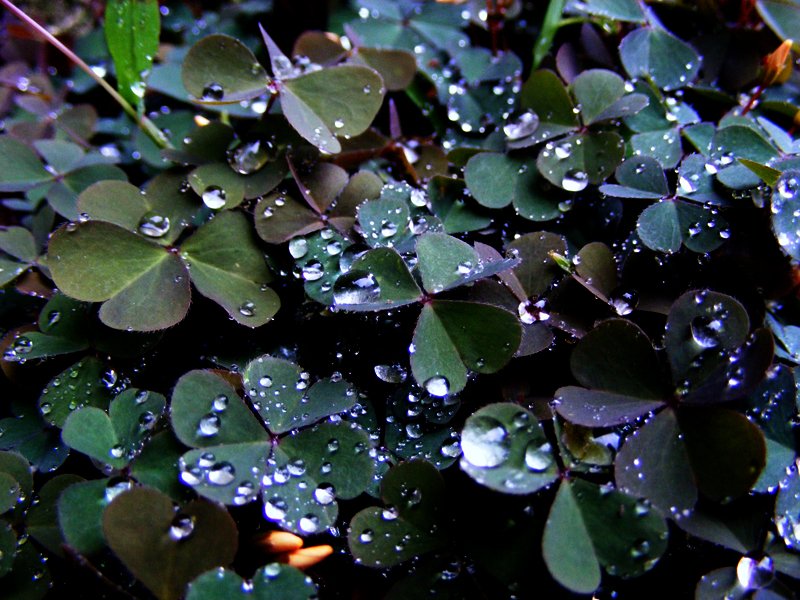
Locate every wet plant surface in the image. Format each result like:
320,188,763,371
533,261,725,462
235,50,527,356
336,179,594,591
2,0,800,598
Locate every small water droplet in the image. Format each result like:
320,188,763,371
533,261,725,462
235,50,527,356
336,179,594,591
239,301,256,317
169,514,195,541
333,271,381,305
138,213,171,238
227,139,276,175
201,82,224,101
524,442,553,472
561,169,589,192
503,111,539,140
197,413,221,437
424,376,449,397
202,186,227,209
207,462,236,485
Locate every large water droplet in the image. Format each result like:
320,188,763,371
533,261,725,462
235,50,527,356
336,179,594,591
503,111,539,140
314,484,336,505
239,301,256,317
424,376,449,397
301,260,324,281
201,82,224,101
264,496,288,520
690,315,723,348
374,364,407,383
207,462,236,486
288,238,309,259
299,514,319,533
169,513,195,541
227,139,276,175
776,171,800,201
461,416,511,468
138,213,171,238
333,271,381,305
197,413,221,437
736,555,774,590
524,442,553,472
202,186,226,209
561,169,589,192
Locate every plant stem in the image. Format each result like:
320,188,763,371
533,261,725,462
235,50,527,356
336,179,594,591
532,0,566,69
0,0,172,150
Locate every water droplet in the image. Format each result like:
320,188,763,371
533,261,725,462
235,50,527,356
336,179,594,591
288,238,309,259
138,213,171,238
212,394,229,411
333,119,344,129
105,477,132,502
264,496,288,520
201,82,224,101
776,171,800,201
299,514,319,533
690,315,723,349
374,364,407,383
314,484,336,505
301,260,324,281
333,271,381,305
109,444,126,459
424,376,449,397
169,514,195,541
359,529,374,543
461,416,510,468
608,288,639,316
12,336,33,355
736,555,774,590
207,462,236,485
524,442,553,472
503,111,539,140
202,186,226,209
554,142,572,160
561,170,589,192
380,220,398,238
239,301,256,317
227,138,276,175
197,413,221,437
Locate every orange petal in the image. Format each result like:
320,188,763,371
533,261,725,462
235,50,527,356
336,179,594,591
255,531,304,553
284,545,334,569
763,39,794,86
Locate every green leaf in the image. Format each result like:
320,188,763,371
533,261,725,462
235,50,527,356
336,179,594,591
188,164,245,210
182,34,268,104
281,65,385,153
679,407,766,503
265,422,375,534
460,403,558,494
0,227,37,263
601,156,668,199
739,158,781,187
517,70,579,145
637,200,729,254
348,460,447,567
0,451,32,515
0,137,50,192
465,153,561,220
130,431,187,500
0,402,69,472
58,478,112,555
665,290,750,382
756,0,800,43
619,27,701,90
771,170,800,260
574,242,618,298
181,211,278,327
352,47,416,91
333,248,422,311
631,128,682,168
416,233,478,293
711,125,779,189
573,319,666,398
574,0,646,22
428,176,492,233
537,132,625,190
62,408,128,469
186,565,318,600
254,192,322,244
104,0,160,109
776,464,800,550
76,181,147,231
411,300,521,395
103,487,238,600
243,357,358,434
357,196,411,249
292,229,350,305
170,370,268,448
615,408,696,514
38,357,113,428
0,521,16,577
543,479,668,594
48,222,191,331
507,232,566,298
0,472,19,514
180,442,268,506
571,69,647,125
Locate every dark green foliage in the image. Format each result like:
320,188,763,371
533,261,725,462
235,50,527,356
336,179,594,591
2,0,800,598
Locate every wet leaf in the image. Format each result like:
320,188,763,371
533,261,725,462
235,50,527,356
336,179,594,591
348,460,447,568
352,47,416,91
776,464,800,550
37,357,113,428
570,69,648,125
543,479,668,594
103,487,238,600
507,232,566,298
182,34,268,104
428,176,492,233
0,137,50,192
771,169,800,260
619,26,701,90
0,402,69,472
517,70,579,146
537,131,625,190
243,356,358,434
48,222,191,331
332,248,422,311
58,478,112,555
411,300,521,395
460,403,558,494
104,0,160,109
181,211,278,327
186,564,318,600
